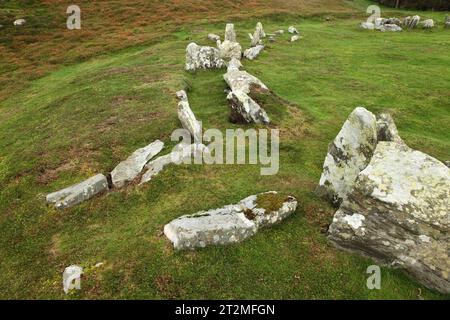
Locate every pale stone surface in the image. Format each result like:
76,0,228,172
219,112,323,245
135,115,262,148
423,19,434,29
207,33,220,42
256,22,266,38
404,15,420,29
223,68,269,94
46,174,109,209
224,23,236,42
244,45,264,60
226,90,270,125
13,19,26,26
177,90,202,143
111,140,164,188
290,35,300,42
360,22,375,30
376,113,404,145
185,42,225,71
328,142,450,294
288,26,299,34
164,191,298,250
217,40,242,60
317,107,378,205
274,30,284,35
382,24,402,32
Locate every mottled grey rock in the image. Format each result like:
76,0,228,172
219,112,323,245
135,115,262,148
404,15,420,29
13,19,26,26
226,90,270,125
374,18,385,30
444,161,450,168
290,35,301,42
111,140,164,188
376,113,404,145
382,24,403,32
164,191,298,250
385,17,401,26
177,90,202,143
288,26,299,34
360,22,375,30
423,19,434,29
207,33,220,42
317,107,378,205
227,57,242,71
328,142,450,294
217,40,242,60
224,23,236,42
244,45,264,60
46,174,108,209
185,42,226,71
223,68,268,94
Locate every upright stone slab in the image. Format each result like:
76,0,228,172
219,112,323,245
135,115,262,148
328,142,450,294
46,174,109,209
164,192,298,250
111,140,164,188
317,107,378,205
185,42,226,71
224,23,236,42
176,90,202,143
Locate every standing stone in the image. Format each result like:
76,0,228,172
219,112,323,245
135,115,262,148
404,15,420,29
244,45,264,60
225,23,237,42
423,19,434,29
316,107,378,205
288,26,299,34
256,22,266,38
217,40,242,60
177,90,202,143
274,30,284,35
164,191,298,250
383,24,402,32
328,142,450,294
185,42,226,71
46,174,109,209
111,140,164,188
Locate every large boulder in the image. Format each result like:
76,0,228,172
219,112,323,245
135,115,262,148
360,22,375,30
111,140,164,188
185,42,225,71
288,26,299,34
328,142,450,294
244,45,264,60
317,107,378,205
423,19,434,29
217,40,242,60
382,24,402,32
46,174,109,209
176,90,202,143
256,22,266,38
164,191,298,250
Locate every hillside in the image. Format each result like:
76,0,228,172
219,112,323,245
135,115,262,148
0,1,449,299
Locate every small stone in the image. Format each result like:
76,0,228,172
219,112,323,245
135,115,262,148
288,26,299,34
423,19,434,29
13,19,26,26
224,23,237,42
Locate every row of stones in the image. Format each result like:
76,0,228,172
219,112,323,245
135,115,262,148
361,15,450,31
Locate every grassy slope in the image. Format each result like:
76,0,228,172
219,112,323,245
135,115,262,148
0,2,449,299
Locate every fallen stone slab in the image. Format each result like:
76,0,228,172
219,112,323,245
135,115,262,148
164,191,298,250
290,35,301,42
223,67,269,94
328,141,450,294
316,107,378,205
177,90,202,143
244,45,264,60
185,42,226,71
256,22,266,38
46,174,109,209
376,113,404,145
111,140,164,188
288,26,299,34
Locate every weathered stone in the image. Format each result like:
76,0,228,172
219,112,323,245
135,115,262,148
248,31,261,47
217,40,242,60
224,23,237,42
288,26,299,34
177,90,202,143
226,90,270,125
274,30,284,35
46,174,108,209
328,141,450,294
111,140,164,188
290,35,300,42
376,113,404,145
360,22,375,30
13,19,26,26
207,33,220,42
382,24,403,32
374,18,385,30
404,15,420,29
445,16,450,28
268,35,275,42
317,107,378,205
164,191,298,250
223,68,268,94
423,19,434,29
256,22,266,38
185,42,226,71
244,45,264,60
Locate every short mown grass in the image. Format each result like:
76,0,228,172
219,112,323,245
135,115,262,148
0,4,449,299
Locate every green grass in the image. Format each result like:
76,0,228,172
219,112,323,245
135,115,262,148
0,10,449,299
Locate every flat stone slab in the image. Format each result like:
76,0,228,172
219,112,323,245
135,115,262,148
244,45,264,60
164,191,297,250
111,140,164,188
46,174,108,209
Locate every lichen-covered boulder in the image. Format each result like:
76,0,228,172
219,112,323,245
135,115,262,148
223,68,268,94
217,40,242,60
185,42,225,71
46,174,109,209
164,191,297,250
244,45,264,60
376,113,404,145
111,140,164,188
176,90,202,143
328,141,450,294
404,15,420,29
423,19,434,29
274,30,284,35
317,107,378,205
